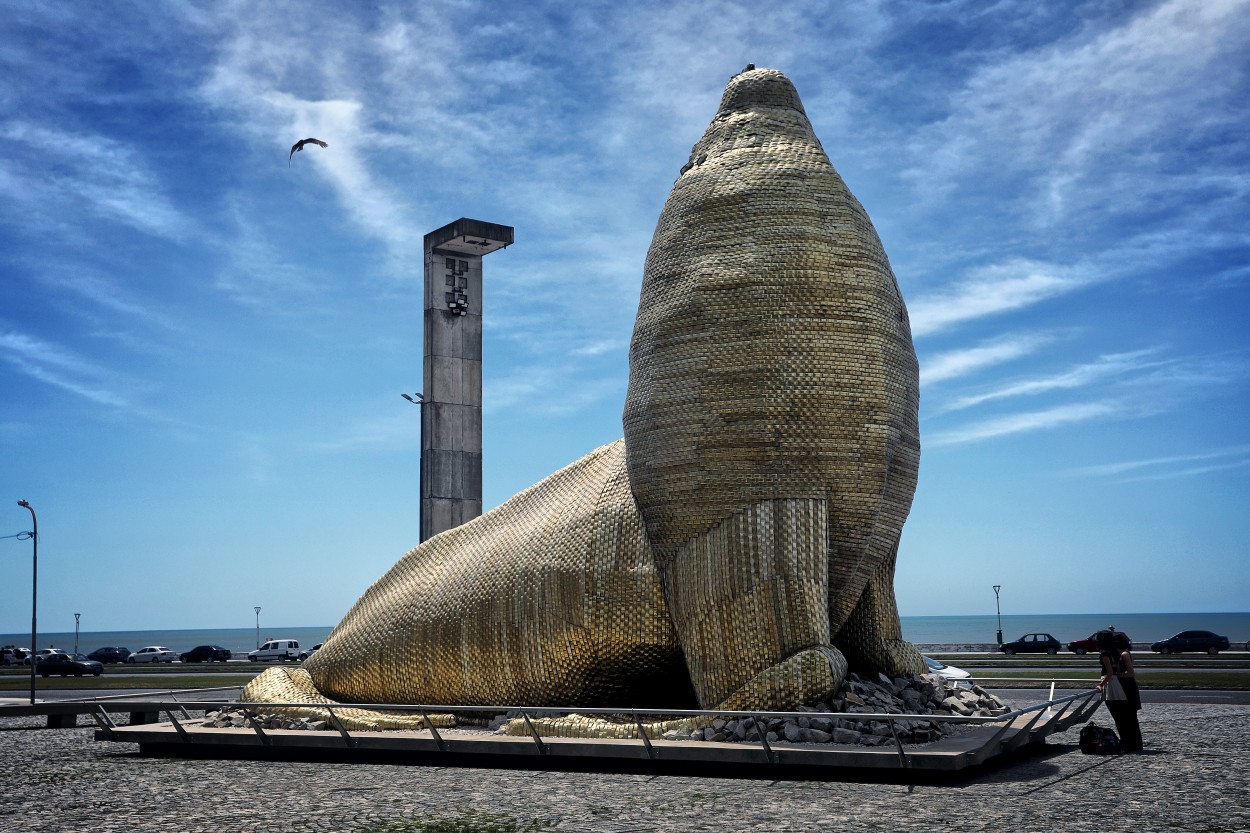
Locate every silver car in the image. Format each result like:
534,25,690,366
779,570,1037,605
127,646,177,663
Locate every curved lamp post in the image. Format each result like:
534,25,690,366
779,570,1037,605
993,584,1003,646
16,500,38,704
401,393,426,542
254,606,262,650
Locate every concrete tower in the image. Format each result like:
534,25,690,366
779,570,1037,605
420,218,514,542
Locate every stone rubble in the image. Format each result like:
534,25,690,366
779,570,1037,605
657,672,1009,746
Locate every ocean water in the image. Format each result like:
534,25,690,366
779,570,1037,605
3,612,1248,656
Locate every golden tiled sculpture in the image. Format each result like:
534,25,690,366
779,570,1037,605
244,67,924,729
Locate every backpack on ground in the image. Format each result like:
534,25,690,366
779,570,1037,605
1079,723,1121,755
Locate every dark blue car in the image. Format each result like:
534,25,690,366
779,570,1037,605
1150,630,1229,655
179,645,232,663
86,646,130,664
36,653,104,677
999,633,1061,655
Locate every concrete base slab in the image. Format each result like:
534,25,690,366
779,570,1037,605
94,715,1067,780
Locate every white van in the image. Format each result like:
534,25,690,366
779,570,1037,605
248,639,301,662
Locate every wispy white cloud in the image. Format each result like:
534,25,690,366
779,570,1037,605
214,198,320,309
1064,445,1250,479
1116,457,1250,483
0,329,131,409
909,258,1091,337
31,265,181,334
571,338,627,358
925,401,1117,447
903,0,1250,225
264,92,424,269
920,332,1055,386
937,349,1165,413
486,365,625,418
0,327,194,428
197,19,427,277
0,121,192,242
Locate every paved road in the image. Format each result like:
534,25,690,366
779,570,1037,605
1,695,1247,833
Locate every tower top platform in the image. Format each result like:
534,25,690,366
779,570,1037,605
425,218,514,256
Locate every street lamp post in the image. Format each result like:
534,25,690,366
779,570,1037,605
74,613,80,655
17,500,38,705
401,392,427,543
254,606,262,649
993,584,1003,646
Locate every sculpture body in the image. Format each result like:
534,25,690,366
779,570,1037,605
244,68,923,726
624,67,923,708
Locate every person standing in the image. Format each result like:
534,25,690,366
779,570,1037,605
1096,629,1143,752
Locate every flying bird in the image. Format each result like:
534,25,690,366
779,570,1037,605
289,138,328,167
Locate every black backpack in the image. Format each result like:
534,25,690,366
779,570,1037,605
1080,723,1121,755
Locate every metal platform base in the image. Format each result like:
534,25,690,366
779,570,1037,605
93,692,1102,780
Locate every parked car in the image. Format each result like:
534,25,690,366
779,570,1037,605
179,645,232,663
86,646,131,664
1,646,30,666
248,639,301,662
923,656,972,688
298,642,323,661
36,653,104,677
1067,631,1132,655
22,648,68,665
1000,633,1061,655
1150,630,1230,655
128,646,177,663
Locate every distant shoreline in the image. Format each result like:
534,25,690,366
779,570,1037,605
3,612,1247,657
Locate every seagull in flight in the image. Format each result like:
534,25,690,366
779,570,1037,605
289,138,328,167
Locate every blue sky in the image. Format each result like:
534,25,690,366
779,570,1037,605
2,0,1247,634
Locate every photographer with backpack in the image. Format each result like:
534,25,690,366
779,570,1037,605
1097,629,1143,753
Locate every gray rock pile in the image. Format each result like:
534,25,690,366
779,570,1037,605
660,672,1009,746
202,710,328,731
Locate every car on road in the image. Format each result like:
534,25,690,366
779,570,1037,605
923,656,972,688
86,646,131,664
248,639,301,662
999,633,1061,655
36,653,104,677
1067,631,1132,654
22,648,68,665
298,642,323,661
128,646,177,663
1,646,30,666
179,645,232,663
1150,630,1230,655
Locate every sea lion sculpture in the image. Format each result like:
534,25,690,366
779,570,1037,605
243,67,924,731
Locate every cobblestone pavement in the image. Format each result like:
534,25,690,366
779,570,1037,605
1,700,1246,833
